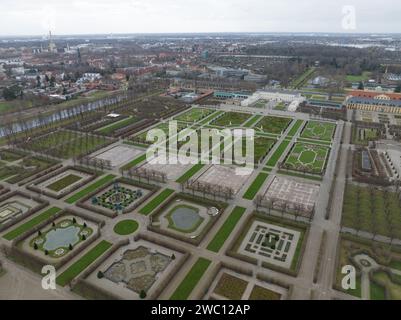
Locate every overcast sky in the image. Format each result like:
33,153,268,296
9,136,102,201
0,0,400,36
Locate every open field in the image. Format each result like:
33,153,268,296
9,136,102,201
346,71,372,82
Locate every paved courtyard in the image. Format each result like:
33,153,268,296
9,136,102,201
194,165,252,194
263,176,320,212
92,145,143,168
139,161,194,181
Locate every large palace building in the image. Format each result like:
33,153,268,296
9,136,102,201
346,90,401,114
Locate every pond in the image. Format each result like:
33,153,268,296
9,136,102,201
43,225,81,251
169,205,202,231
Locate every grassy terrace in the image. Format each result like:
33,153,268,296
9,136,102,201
207,206,246,252
121,154,147,170
266,140,291,167
287,120,304,137
65,174,116,204
139,189,175,216
56,240,113,287
243,173,269,200
3,207,61,241
176,164,205,184
170,258,212,300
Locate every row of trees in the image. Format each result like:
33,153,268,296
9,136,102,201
254,195,315,221
182,179,235,201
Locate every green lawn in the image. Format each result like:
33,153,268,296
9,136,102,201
287,120,305,137
113,220,139,236
3,207,61,241
243,115,263,128
207,207,246,252
121,154,147,170
301,121,336,141
252,137,277,163
243,173,269,200
284,143,330,174
274,102,286,111
170,258,212,300
174,108,214,123
46,174,82,192
346,71,372,82
254,116,292,134
139,189,175,215
370,280,386,300
176,164,205,184
65,174,116,204
211,112,252,127
56,240,113,287
266,140,291,167
198,111,224,125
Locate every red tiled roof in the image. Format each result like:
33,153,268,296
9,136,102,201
349,90,401,101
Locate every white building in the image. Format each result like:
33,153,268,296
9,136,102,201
241,90,305,110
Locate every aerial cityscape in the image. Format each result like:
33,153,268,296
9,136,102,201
1,0,401,308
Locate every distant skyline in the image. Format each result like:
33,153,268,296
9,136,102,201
1,0,401,36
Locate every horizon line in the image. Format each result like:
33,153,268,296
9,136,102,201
1,31,401,38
